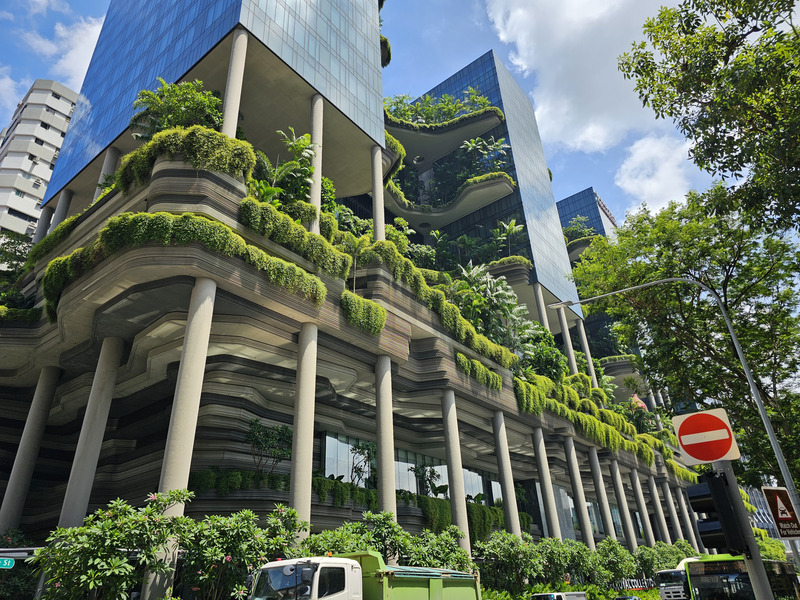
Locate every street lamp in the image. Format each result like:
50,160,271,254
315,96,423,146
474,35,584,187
548,276,800,518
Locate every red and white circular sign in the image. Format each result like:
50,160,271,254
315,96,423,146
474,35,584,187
672,408,741,465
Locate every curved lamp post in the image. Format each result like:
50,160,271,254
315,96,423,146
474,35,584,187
548,276,800,528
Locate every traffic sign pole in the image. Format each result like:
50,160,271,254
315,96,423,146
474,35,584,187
715,460,774,600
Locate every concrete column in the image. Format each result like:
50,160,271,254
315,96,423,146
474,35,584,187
0,366,60,531
533,427,561,538
654,390,665,407
557,306,578,375
58,336,124,527
32,205,55,243
675,485,699,550
158,277,217,507
533,281,550,330
375,355,396,518
309,94,323,235
92,146,120,201
564,436,595,550
610,459,638,551
441,389,470,553
289,322,318,528
221,28,248,138
492,410,521,536
684,489,707,553
48,189,73,233
371,145,385,242
576,320,598,388
588,447,616,540
648,474,671,542
630,470,656,546
661,480,684,542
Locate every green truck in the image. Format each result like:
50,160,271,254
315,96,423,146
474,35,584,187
250,551,481,600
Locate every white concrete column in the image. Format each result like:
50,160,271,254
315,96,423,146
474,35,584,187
0,366,60,531
661,480,684,542
375,355,396,518
588,447,616,540
533,427,561,539
309,94,323,235
289,322,318,528
48,189,73,233
630,470,656,546
564,436,595,550
533,281,550,330
557,307,578,375
32,205,55,244
674,484,698,550
576,320,598,388
158,277,217,509
654,390,665,407
648,474,671,542
92,146,121,201
58,337,124,527
442,389,470,553
221,28,248,138
610,459,638,551
492,411,521,536
683,488,706,553
371,145,385,242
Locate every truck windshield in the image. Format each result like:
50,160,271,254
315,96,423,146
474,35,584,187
252,565,314,600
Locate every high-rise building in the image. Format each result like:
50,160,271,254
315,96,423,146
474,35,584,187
557,186,618,241
0,80,77,237
0,0,700,564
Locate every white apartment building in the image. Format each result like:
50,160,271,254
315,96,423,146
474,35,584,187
0,80,77,237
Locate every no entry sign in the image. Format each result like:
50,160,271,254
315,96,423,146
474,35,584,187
672,408,741,466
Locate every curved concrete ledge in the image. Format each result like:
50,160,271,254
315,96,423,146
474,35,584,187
385,173,514,233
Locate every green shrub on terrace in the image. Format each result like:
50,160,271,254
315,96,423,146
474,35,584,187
23,214,82,272
598,409,637,437
239,196,351,279
42,212,327,320
665,460,698,483
456,352,502,391
340,290,386,335
452,172,515,202
362,240,517,369
384,106,504,133
116,126,256,193
578,398,600,418
590,387,608,407
384,131,405,183
416,495,452,533
598,353,639,366
637,432,674,460
283,200,318,224
417,268,452,287
567,372,592,399
486,255,533,269
0,306,42,324
653,428,679,448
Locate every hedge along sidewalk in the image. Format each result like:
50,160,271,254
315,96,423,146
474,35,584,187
42,211,327,321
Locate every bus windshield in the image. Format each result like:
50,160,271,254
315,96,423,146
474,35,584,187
688,559,753,600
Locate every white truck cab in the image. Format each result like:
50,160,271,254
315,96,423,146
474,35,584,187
251,557,362,600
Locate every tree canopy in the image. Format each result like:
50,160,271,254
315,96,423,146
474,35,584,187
618,0,800,228
572,187,800,488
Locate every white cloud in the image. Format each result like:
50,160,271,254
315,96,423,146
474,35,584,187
484,0,672,153
28,0,69,16
0,11,14,21
23,16,103,92
614,135,694,211
0,66,25,116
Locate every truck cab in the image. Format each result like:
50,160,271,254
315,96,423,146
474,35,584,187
251,556,362,600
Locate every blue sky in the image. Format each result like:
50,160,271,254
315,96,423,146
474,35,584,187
0,0,712,224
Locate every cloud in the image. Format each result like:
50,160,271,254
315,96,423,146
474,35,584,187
0,11,14,21
614,135,694,211
0,65,26,116
23,16,103,91
28,0,69,16
484,0,672,153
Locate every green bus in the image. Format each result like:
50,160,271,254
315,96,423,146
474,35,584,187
655,554,800,600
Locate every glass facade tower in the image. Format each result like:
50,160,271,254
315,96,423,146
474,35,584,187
45,0,383,204
425,50,580,307
557,186,618,240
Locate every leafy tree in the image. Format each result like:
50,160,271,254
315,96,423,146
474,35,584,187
403,526,473,572
563,215,596,243
0,529,37,600
0,230,32,284
244,419,292,476
473,531,543,592
350,441,377,488
30,490,194,600
618,0,800,227
756,532,788,561
634,541,692,579
301,521,374,556
535,538,592,586
498,218,524,257
573,189,800,489
129,78,222,141
589,538,636,588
